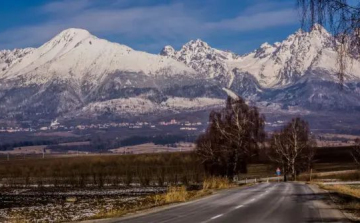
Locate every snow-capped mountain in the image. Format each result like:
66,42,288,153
162,24,360,89
1,25,360,123
161,24,360,112
0,28,194,85
161,39,238,86
234,24,360,88
0,28,202,118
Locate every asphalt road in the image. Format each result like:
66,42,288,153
111,183,349,223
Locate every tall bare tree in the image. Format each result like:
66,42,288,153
351,138,360,166
268,118,316,180
196,96,265,178
297,0,360,84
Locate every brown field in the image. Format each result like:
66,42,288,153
32,131,80,137
0,145,49,154
316,133,359,147
58,141,91,146
110,143,195,154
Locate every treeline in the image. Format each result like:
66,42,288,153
0,140,56,151
117,135,197,147
0,153,204,188
0,134,195,153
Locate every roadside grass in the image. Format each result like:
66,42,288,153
321,185,360,198
164,186,188,203
92,177,236,220
203,177,232,190
244,162,358,182
312,162,358,172
298,170,360,182
319,184,360,221
315,171,360,182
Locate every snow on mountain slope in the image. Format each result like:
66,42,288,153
161,39,238,86
163,25,360,89
76,98,159,117
0,48,34,76
72,97,224,118
1,28,195,86
232,25,341,88
161,97,224,110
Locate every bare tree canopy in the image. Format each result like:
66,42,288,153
195,96,265,179
297,0,360,83
268,118,316,181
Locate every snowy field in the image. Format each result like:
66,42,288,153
0,187,166,222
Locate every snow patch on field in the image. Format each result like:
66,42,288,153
0,187,166,222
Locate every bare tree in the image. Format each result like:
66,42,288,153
196,96,265,179
297,0,360,84
351,138,360,166
268,118,316,181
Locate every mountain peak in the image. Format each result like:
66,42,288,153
260,42,273,49
58,28,92,38
44,28,94,48
311,23,326,31
310,23,330,37
183,39,210,50
160,45,175,57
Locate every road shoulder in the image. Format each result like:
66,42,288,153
308,183,351,222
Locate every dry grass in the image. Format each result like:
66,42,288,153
203,177,232,190
4,217,25,223
92,177,236,220
298,170,360,182
319,184,360,221
164,186,188,203
92,196,157,220
321,185,360,198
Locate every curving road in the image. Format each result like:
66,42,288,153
107,183,349,223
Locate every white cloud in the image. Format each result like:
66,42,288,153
0,0,299,51
206,9,298,31
40,0,91,14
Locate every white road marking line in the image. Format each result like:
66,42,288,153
211,214,223,220
235,205,244,209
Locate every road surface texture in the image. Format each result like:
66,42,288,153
99,183,349,223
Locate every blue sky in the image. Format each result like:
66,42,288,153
0,0,302,54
